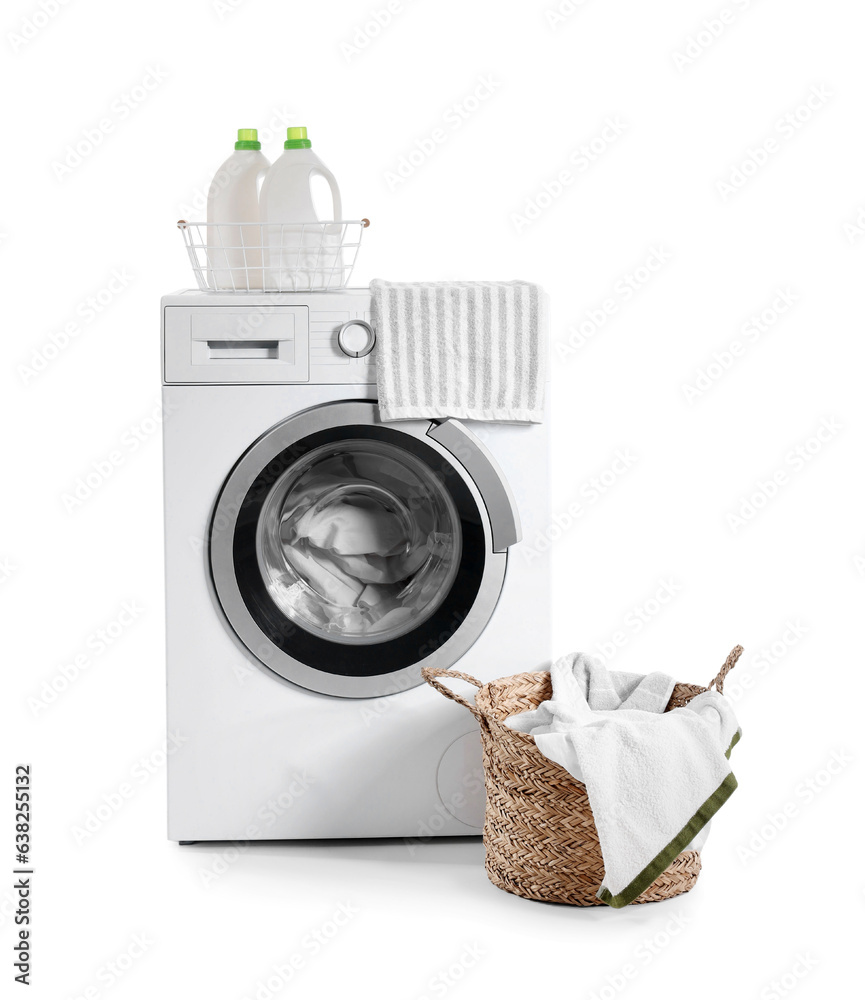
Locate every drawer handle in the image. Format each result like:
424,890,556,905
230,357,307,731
207,340,279,360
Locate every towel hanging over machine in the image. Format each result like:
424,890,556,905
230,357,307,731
370,279,546,423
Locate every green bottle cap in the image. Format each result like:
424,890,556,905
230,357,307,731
235,128,261,151
284,126,311,149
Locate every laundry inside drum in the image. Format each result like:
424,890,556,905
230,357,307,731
256,439,462,644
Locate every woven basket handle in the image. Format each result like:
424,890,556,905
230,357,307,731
421,667,483,719
707,645,743,695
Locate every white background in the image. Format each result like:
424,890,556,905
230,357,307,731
3,0,863,997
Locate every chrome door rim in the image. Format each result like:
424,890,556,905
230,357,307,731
209,401,507,698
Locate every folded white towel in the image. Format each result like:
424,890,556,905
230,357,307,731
370,279,546,423
506,653,741,907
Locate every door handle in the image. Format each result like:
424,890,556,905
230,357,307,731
427,419,522,552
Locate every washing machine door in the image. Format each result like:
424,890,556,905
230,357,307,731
209,401,521,697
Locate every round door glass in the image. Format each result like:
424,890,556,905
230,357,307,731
255,439,462,645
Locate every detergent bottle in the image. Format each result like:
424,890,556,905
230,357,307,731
259,127,343,290
206,128,270,289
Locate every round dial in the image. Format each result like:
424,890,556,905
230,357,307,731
337,320,376,358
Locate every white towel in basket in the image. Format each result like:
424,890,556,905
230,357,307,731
506,653,741,908
370,280,546,423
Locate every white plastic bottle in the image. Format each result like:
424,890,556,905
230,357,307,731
206,129,270,290
259,127,343,290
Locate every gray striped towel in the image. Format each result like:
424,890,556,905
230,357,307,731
370,280,546,423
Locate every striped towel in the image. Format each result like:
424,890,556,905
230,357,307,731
370,280,546,423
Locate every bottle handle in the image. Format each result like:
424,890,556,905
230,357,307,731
309,165,342,222
255,164,269,199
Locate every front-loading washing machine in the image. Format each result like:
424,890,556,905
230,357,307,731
162,287,551,841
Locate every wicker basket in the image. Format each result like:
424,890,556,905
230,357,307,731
422,646,743,906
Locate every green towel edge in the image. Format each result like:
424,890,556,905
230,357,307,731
597,728,742,909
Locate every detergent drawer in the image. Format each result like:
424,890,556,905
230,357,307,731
163,305,309,383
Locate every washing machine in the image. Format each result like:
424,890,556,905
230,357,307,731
162,287,551,841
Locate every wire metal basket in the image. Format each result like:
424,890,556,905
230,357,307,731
177,218,369,292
